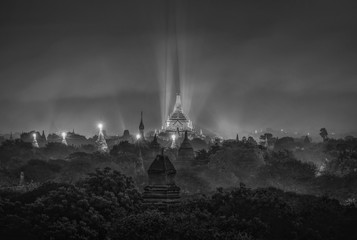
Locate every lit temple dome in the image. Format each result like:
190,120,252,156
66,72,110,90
164,93,193,133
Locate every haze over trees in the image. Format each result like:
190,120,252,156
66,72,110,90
1,128,357,239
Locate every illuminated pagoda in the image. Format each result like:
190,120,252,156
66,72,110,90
96,123,108,152
32,133,39,148
163,93,193,133
143,150,181,206
61,132,68,146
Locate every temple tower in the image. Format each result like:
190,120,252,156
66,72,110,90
42,130,47,141
176,130,195,168
163,93,193,133
62,132,68,146
32,133,39,148
139,111,145,140
96,124,108,152
143,149,181,207
150,134,161,157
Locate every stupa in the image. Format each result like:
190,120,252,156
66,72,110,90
176,130,195,168
163,93,193,133
143,149,181,206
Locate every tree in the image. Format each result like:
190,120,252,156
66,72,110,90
194,149,210,165
77,167,142,212
247,136,258,146
110,141,136,155
274,137,295,151
320,128,329,142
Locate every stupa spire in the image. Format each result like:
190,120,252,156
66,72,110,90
96,123,108,152
32,133,39,148
139,111,145,140
174,93,182,112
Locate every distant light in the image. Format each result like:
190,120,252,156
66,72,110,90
281,129,284,132
254,130,258,134
307,132,310,136
32,133,36,139
97,123,103,131
136,134,141,140
171,134,176,140
62,132,67,138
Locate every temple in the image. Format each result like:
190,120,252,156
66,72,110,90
143,150,181,207
163,93,193,133
139,111,145,140
96,124,108,152
176,130,195,168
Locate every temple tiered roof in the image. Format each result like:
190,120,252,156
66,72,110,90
163,93,193,133
176,130,195,168
148,152,176,175
143,151,181,206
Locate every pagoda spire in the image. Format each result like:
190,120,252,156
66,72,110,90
32,133,39,148
139,111,145,140
61,132,68,146
96,124,108,152
174,93,182,112
42,130,46,141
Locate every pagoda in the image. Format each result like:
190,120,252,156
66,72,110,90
143,150,181,206
96,124,108,152
139,111,145,140
176,130,195,168
150,134,161,156
163,93,193,133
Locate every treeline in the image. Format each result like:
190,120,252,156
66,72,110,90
1,168,357,240
2,137,357,200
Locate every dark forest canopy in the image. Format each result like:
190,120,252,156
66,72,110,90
0,132,357,239
1,168,357,240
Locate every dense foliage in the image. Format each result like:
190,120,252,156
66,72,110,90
1,170,357,240
1,133,357,239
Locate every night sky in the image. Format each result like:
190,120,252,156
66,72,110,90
1,0,357,138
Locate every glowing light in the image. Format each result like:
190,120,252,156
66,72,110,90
32,133,39,148
281,129,284,132
136,134,141,140
171,134,176,141
61,132,68,146
97,123,103,131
